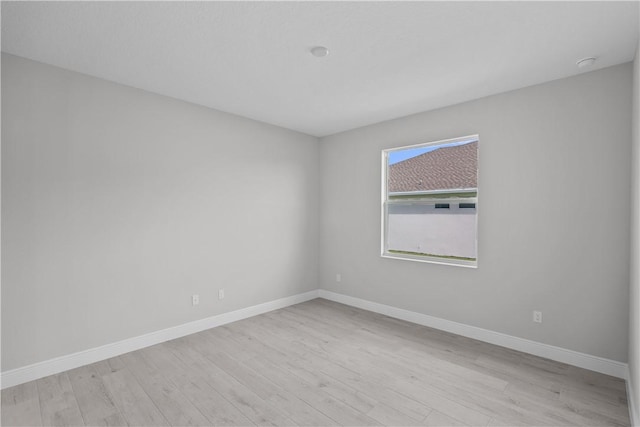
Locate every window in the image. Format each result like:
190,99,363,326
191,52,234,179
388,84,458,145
381,135,478,267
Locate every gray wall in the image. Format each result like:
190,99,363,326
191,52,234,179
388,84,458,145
1,52,634,374
629,37,640,420
320,63,632,362
1,54,320,371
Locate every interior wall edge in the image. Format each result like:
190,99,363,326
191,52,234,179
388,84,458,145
627,365,640,427
628,30,640,427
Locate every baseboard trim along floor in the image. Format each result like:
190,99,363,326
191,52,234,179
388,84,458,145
317,290,628,380
2,288,632,406
0,290,320,389
4,298,631,426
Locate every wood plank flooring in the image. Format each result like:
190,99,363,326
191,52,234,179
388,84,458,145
1,298,630,426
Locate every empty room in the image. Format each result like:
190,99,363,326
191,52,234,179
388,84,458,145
2,1,640,426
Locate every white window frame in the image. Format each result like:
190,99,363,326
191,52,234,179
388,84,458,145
381,134,479,268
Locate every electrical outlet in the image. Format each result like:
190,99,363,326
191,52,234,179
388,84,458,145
533,310,543,323
336,273,342,283
192,294,199,306
218,289,225,300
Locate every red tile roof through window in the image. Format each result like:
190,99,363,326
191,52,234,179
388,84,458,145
388,141,477,193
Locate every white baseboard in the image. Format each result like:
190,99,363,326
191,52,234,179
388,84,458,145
628,366,639,427
318,290,628,379
2,287,630,393
1,290,320,389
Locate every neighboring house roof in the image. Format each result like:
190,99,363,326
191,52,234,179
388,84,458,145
388,141,477,193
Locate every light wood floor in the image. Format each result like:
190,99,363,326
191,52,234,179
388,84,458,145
1,299,630,426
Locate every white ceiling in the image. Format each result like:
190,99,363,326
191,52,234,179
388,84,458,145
2,1,639,137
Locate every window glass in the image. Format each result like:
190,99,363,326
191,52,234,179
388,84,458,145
382,136,478,267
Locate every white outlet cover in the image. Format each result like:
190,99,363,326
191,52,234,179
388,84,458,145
533,311,543,323
218,289,225,300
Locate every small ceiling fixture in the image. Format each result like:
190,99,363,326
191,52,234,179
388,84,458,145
576,57,596,69
310,46,329,58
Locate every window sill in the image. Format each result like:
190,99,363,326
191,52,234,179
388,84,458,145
381,252,477,268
